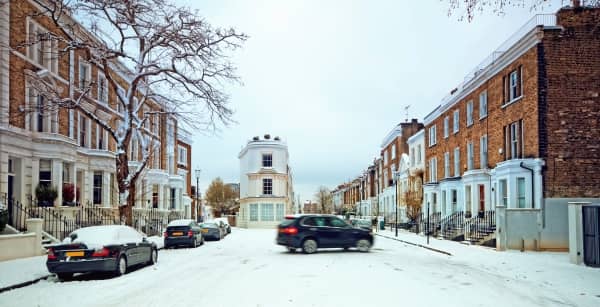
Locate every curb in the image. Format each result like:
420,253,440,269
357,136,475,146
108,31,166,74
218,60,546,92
0,274,52,294
375,233,452,256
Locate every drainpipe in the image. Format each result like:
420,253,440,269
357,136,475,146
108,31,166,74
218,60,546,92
519,162,534,208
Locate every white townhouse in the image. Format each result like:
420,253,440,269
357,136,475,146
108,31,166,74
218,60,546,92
237,134,294,228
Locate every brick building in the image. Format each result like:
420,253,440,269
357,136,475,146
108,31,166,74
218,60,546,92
0,1,193,223
423,6,600,248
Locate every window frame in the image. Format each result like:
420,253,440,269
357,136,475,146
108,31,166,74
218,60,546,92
467,142,474,171
93,171,103,205
428,125,437,147
454,147,460,177
262,178,273,195
262,153,273,168
453,110,460,134
480,135,488,169
466,100,474,127
443,116,449,138
479,91,488,119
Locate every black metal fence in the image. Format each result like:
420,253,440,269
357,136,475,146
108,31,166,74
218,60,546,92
4,195,184,240
466,210,496,244
441,211,465,240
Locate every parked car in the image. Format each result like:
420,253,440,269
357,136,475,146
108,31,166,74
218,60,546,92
46,225,158,280
276,214,373,254
164,219,204,248
200,222,224,240
213,217,231,234
350,218,373,230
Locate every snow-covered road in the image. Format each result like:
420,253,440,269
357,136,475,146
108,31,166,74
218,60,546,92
0,228,598,307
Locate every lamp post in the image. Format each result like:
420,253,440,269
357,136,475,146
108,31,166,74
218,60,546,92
427,201,430,245
394,171,398,237
195,168,201,222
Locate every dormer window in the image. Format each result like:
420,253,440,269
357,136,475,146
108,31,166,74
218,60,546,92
262,153,272,167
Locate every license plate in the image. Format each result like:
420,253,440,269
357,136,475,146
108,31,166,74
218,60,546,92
201,229,208,233
172,232,183,236
66,251,84,257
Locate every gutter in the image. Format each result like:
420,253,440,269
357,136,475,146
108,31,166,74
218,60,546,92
519,162,535,208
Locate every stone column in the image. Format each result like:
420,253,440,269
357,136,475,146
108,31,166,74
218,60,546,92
103,172,110,207
26,218,44,256
31,159,40,205
568,202,589,265
496,205,507,251
158,184,164,210
0,152,8,198
52,160,63,207
83,170,91,205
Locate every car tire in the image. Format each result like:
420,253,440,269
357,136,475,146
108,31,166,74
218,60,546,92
148,248,158,265
115,255,127,276
356,239,371,252
56,273,73,281
302,239,318,254
192,237,197,248
200,236,205,245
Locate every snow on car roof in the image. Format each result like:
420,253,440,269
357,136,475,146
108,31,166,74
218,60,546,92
63,225,143,249
167,219,195,227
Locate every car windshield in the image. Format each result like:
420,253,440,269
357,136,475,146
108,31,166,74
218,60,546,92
64,225,141,249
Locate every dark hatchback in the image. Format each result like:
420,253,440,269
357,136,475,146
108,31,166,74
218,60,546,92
164,219,204,248
200,222,223,240
46,225,158,280
276,214,373,254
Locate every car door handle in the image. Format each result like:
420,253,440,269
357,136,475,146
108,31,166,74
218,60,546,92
309,228,317,231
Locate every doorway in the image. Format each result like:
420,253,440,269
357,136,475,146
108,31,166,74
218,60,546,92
478,184,485,213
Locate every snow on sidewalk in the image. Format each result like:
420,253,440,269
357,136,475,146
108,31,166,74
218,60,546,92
0,256,49,290
376,227,600,301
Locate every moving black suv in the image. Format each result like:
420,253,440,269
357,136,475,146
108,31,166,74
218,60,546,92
276,214,373,254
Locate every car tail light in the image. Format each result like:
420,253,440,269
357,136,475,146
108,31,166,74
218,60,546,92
187,230,193,237
163,231,168,238
280,227,298,235
92,247,111,257
47,248,57,260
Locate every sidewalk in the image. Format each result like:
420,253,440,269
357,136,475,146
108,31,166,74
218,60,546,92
0,256,50,293
0,235,165,293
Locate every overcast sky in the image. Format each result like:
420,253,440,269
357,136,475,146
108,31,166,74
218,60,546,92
181,0,562,202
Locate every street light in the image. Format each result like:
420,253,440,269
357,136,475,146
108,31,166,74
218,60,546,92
195,168,201,222
394,171,398,237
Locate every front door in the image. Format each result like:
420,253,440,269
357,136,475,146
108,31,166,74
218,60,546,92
583,206,600,267
7,175,14,224
479,185,485,213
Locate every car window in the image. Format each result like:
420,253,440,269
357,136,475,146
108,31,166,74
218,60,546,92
329,217,349,228
301,217,316,226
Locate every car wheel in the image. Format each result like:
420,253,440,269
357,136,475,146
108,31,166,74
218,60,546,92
192,237,197,248
115,255,127,276
148,248,158,265
56,273,73,281
356,239,371,252
200,236,205,245
302,239,318,254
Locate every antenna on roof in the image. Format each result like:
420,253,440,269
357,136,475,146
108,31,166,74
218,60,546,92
404,105,411,122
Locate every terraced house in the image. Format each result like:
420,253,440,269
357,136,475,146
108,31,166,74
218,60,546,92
0,0,193,240
423,5,600,249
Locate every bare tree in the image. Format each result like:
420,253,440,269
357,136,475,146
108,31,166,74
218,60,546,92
445,0,598,21
314,186,333,214
20,0,246,225
402,170,424,223
205,178,237,217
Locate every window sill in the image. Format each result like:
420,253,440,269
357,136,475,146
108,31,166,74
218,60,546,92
479,115,488,120
466,122,473,127
501,96,523,109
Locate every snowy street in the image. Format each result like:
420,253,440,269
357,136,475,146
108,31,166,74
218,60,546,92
1,228,599,307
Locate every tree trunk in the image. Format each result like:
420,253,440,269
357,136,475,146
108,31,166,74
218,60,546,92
116,150,133,226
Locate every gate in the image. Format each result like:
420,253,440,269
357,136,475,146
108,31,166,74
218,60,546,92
583,205,600,267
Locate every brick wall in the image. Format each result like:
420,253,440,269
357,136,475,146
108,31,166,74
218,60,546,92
425,45,540,182
540,7,600,198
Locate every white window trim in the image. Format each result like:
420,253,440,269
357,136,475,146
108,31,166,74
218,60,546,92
467,142,474,171
428,126,437,147
454,147,460,177
78,59,91,89
444,152,450,178
453,110,460,134
97,73,109,104
479,91,488,119
178,145,187,165
466,101,473,127
443,116,449,138
26,18,58,73
480,135,488,169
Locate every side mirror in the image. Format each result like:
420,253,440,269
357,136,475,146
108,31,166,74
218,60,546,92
142,237,148,242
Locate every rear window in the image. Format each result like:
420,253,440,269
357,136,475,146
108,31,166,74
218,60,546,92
279,219,296,227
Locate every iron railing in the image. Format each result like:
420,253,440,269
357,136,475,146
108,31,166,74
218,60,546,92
466,210,496,245
441,211,465,240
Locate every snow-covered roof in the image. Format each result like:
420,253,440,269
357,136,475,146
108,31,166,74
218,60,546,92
167,219,195,227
